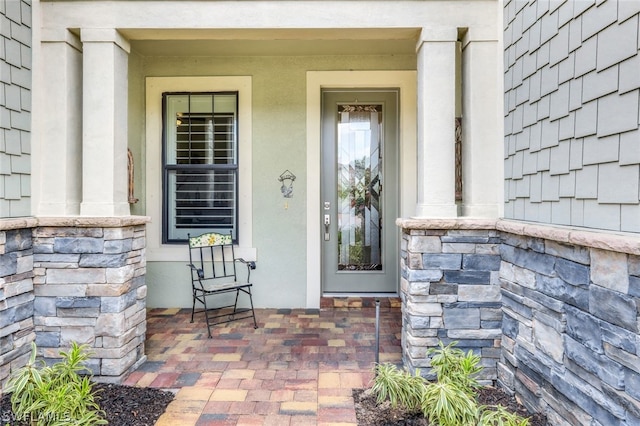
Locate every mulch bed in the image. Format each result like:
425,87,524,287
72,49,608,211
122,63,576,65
1,381,547,425
353,386,548,425
0,383,174,426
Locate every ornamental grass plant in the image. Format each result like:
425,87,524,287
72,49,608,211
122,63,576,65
371,341,530,426
4,342,107,426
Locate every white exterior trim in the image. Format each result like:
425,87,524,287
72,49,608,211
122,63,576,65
145,76,255,262
305,71,417,308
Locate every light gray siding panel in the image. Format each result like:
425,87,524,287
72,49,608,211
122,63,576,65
549,81,570,120
541,8,560,44
558,53,575,83
523,50,538,78
574,100,598,137
551,198,572,225
516,175,530,198
512,150,524,179
4,38,20,67
559,170,576,197
541,171,560,201
597,90,640,137
558,112,575,140
523,149,539,175
530,172,542,203
516,126,531,151
583,200,621,230
549,140,571,175
541,118,559,148
530,69,542,102
581,0,618,41
569,77,582,111
4,1,21,26
574,35,597,77
4,173,20,199
618,1,640,22
0,0,31,218
575,165,599,199
540,63,559,96
619,53,640,94
523,100,538,127
4,83,20,111
569,16,582,52
597,163,640,204
0,152,10,174
621,204,640,232
571,198,585,226
581,65,618,103
596,17,639,71
549,23,569,66
529,121,542,152
11,153,29,174
20,173,29,196
619,130,640,165
583,134,620,165
569,138,584,170
4,128,20,155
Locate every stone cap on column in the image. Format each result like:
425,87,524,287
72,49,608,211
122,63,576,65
0,216,150,230
396,217,640,256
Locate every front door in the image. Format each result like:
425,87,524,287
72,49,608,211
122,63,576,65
321,89,399,294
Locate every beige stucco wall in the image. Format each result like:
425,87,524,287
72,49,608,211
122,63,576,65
132,53,416,308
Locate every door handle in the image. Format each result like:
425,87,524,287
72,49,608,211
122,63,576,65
324,214,331,241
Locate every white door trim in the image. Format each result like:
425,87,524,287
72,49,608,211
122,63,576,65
305,71,417,308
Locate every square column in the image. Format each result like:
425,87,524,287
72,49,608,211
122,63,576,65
460,30,502,218
80,29,130,217
415,29,458,218
36,30,83,216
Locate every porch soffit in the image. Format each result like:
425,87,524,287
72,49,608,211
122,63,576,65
121,28,419,57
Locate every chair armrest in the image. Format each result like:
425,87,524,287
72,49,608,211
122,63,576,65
235,258,256,270
187,263,205,279
235,258,256,282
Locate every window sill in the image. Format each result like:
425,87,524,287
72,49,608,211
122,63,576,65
147,245,257,262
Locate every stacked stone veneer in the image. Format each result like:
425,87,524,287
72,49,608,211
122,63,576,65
399,218,640,425
497,220,640,426
0,219,37,386
398,219,503,383
0,217,148,386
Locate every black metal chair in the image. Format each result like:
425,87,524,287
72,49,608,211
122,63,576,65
187,232,258,338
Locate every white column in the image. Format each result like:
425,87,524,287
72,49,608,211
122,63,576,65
461,30,503,218
36,30,83,216
80,29,130,217
415,28,458,218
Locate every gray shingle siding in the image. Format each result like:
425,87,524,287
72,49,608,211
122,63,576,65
0,0,31,218
504,0,640,233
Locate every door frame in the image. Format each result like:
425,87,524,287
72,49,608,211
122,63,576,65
305,71,417,308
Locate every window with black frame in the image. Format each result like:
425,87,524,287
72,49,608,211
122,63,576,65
162,92,239,243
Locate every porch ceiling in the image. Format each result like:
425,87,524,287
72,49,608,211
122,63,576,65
123,28,419,56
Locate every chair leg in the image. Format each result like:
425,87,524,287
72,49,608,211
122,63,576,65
190,291,196,323
201,294,213,338
247,288,258,329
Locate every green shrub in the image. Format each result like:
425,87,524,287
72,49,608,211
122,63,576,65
371,363,425,409
4,342,107,426
371,341,530,426
479,405,531,426
427,340,482,398
420,379,479,426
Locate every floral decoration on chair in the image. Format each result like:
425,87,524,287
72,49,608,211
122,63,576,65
188,232,233,248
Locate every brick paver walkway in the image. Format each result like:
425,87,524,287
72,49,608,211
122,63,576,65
124,298,402,425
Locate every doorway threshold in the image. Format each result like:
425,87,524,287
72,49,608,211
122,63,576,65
320,295,400,310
